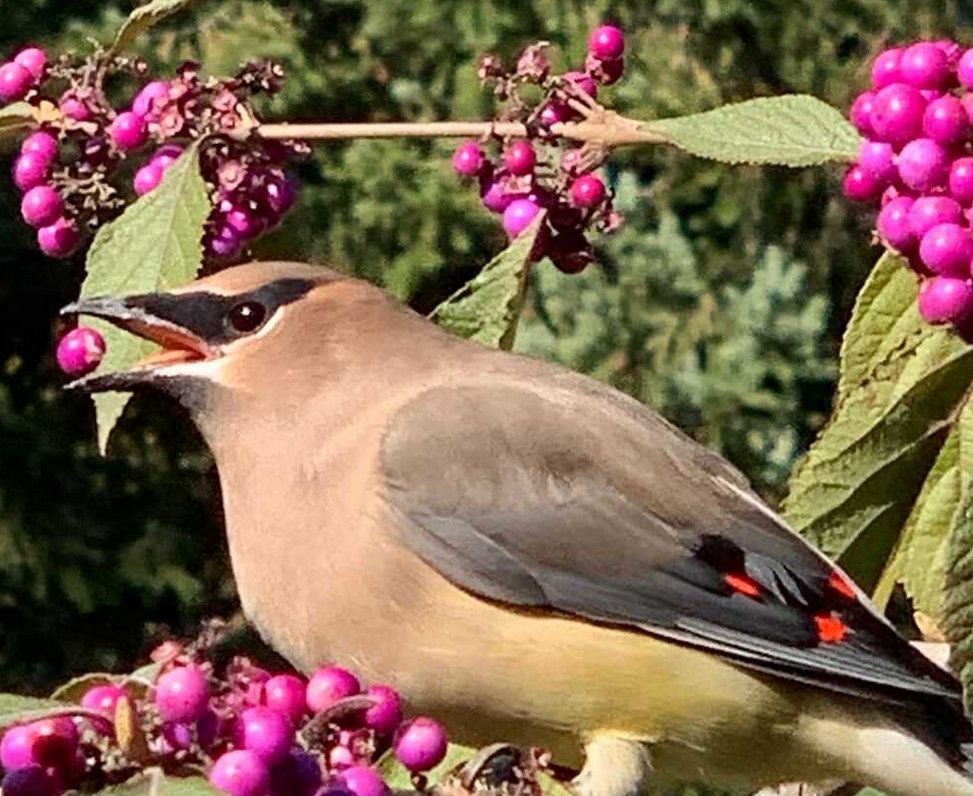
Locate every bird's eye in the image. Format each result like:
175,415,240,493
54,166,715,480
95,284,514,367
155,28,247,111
227,301,267,334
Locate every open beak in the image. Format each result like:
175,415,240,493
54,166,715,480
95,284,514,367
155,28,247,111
60,294,219,393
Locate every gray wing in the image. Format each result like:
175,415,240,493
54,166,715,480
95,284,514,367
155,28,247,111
379,374,960,706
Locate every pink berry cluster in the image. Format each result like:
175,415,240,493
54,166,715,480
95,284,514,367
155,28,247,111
845,40,973,328
0,638,451,796
3,43,302,261
452,24,627,274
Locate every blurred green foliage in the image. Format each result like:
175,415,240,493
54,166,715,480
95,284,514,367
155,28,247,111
0,0,969,694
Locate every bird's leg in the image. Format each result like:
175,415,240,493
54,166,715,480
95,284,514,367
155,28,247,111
571,736,654,796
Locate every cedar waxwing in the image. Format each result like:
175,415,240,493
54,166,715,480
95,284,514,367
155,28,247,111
64,261,973,796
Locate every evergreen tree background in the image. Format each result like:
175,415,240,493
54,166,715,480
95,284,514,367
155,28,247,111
0,0,967,693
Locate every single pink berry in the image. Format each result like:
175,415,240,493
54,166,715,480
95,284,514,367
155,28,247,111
871,48,904,89
56,327,105,375
38,217,81,259
503,140,536,176
919,223,973,276
21,185,62,228
263,674,306,725
132,80,170,120
305,665,360,714
871,83,926,146
959,49,973,89
588,25,625,59
13,153,50,192
209,750,270,796
856,141,896,183
842,165,882,202
151,144,184,170
452,141,484,177
237,707,293,766
265,178,297,215
31,717,79,770
899,42,950,90
849,91,877,136
897,138,949,192
918,276,973,324
109,111,148,150
155,665,210,724
950,157,973,204
59,93,93,122
481,182,514,213
81,684,127,716
539,102,568,127
570,175,607,208
339,766,389,796
1,724,42,771
21,132,58,164
909,195,963,238
133,163,165,196
393,717,448,773
502,198,542,238
330,744,356,770
877,196,917,252
14,47,47,80
0,62,33,101
363,684,403,734
923,95,969,144
225,205,264,239
562,70,597,99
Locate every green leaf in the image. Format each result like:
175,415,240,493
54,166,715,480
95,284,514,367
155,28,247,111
95,770,220,795
646,95,862,167
109,0,197,56
50,672,115,703
80,144,209,453
377,742,475,789
431,213,545,350
783,251,973,594
0,693,80,729
0,101,35,140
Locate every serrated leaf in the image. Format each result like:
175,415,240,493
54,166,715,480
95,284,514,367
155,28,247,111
646,95,862,167
110,0,196,56
96,769,220,796
377,742,475,789
0,101,36,139
80,144,209,453
431,214,545,350
51,672,116,703
783,251,973,593
0,693,81,729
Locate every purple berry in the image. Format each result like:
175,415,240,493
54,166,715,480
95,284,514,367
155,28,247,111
877,196,917,251
871,83,926,146
363,685,402,734
562,70,597,99
481,182,513,213
588,25,625,59
850,91,877,136
959,49,973,89
570,175,607,208
919,223,973,276
133,163,165,196
338,766,388,796
31,718,78,770
151,144,184,170
264,675,306,725
155,665,210,724
238,707,293,766
21,185,62,228
56,327,105,376
21,132,58,163
594,56,624,85
550,230,595,274
13,153,50,192
109,111,148,150
270,750,321,796
59,93,92,122
265,178,297,215
897,138,949,192
0,62,33,101
539,103,567,127
842,165,882,202
225,205,264,239
132,80,170,120
452,141,484,177
207,226,243,260
1,766,54,796
305,666,360,714
503,140,536,176
923,95,969,144
393,717,448,773
80,684,127,716
38,218,81,259
919,276,973,324
871,48,904,89
502,198,542,238
950,157,973,204
209,750,270,796
13,48,47,80
910,195,963,238
899,42,950,90
857,141,896,183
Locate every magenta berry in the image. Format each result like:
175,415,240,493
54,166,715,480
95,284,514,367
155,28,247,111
570,175,607,208
13,153,50,192
562,70,597,99
1,766,54,796
38,218,81,259
452,141,484,177
594,56,624,85
0,62,33,101
305,665,360,714
857,141,896,183
950,157,973,204
959,49,973,89
539,102,567,126
588,25,625,59
850,91,877,136
503,140,536,176
59,93,93,122
339,766,389,796
31,718,78,770
842,165,882,202
263,674,306,724
871,83,926,145
109,111,148,150
918,276,973,324
56,327,105,376
877,196,916,252
209,750,270,796
363,684,403,734
923,95,969,144
330,744,356,770
21,186,62,228
502,198,542,238
899,42,950,90
21,132,58,164
133,163,165,196
897,138,949,192
13,48,47,80
265,178,297,215
909,195,963,238
237,707,293,766
871,48,904,89
225,206,263,239
393,717,449,773
1,724,41,771
919,223,973,276
155,665,210,724
151,144,184,170
81,684,127,716
133,80,170,119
